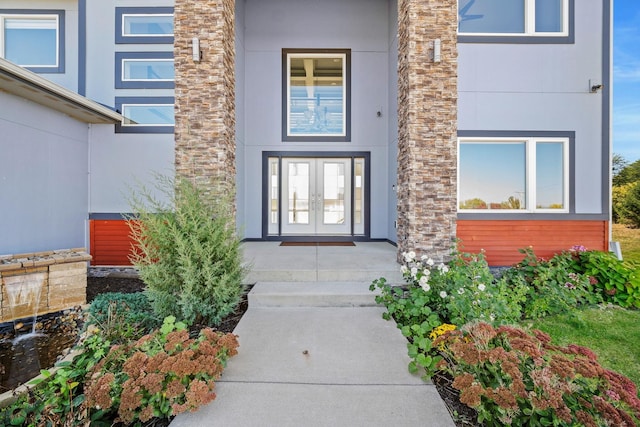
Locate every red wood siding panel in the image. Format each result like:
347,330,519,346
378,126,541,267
457,220,609,266
89,220,134,266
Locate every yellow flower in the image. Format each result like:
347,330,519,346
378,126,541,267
429,323,457,340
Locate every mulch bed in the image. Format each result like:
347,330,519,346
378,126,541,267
86,276,249,334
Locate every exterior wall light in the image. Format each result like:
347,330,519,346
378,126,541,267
192,37,201,62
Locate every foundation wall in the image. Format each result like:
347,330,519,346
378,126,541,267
0,249,90,323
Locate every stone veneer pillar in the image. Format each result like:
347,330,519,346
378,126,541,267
397,0,458,262
174,0,236,206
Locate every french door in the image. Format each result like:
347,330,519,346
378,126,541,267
281,158,351,235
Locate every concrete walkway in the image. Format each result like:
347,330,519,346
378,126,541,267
171,243,455,427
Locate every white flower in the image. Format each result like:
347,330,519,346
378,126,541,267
437,263,449,273
421,254,429,261
423,268,431,276
404,251,416,262
420,283,431,292
410,267,418,277
490,313,496,322
478,283,486,292
400,265,408,274
426,258,435,267
457,288,465,295
419,275,429,286
439,291,447,298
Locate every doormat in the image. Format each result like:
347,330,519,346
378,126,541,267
280,242,356,247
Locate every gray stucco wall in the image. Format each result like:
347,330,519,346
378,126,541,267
84,0,175,214
0,92,89,254
457,0,607,215
236,0,246,229
240,0,393,239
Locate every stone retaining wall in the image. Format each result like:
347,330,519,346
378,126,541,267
0,249,90,323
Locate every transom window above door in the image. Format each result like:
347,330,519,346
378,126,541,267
458,0,570,37
282,49,351,142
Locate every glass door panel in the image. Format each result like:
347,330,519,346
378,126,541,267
317,160,350,234
280,158,350,235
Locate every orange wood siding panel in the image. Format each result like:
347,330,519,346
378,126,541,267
89,220,135,266
457,220,609,266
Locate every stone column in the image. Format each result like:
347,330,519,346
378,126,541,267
174,0,236,205
397,0,458,262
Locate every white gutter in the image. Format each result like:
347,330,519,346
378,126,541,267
0,58,123,124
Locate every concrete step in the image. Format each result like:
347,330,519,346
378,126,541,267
248,282,382,308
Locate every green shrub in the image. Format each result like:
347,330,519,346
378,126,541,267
613,183,635,224
435,322,640,426
622,182,640,228
128,176,247,326
503,247,603,318
572,249,640,309
87,292,160,342
83,316,239,425
370,249,527,377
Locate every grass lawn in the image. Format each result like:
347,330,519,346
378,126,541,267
613,223,640,264
525,305,640,396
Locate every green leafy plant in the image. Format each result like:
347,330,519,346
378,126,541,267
87,292,161,342
0,328,112,426
128,176,247,326
83,316,239,425
435,322,640,426
573,249,640,308
503,247,604,318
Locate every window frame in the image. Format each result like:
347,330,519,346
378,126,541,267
457,136,570,214
282,48,351,142
457,0,574,44
115,7,174,44
0,10,65,73
115,51,174,89
115,96,174,134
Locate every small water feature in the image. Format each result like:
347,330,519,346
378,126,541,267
4,273,45,338
0,309,83,392
0,248,90,393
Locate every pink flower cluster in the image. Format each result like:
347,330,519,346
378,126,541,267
85,326,239,424
435,322,640,426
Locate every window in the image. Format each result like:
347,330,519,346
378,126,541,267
115,7,174,44
115,97,174,134
458,137,569,212
282,49,351,142
0,10,64,72
115,52,174,88
458,0,569,37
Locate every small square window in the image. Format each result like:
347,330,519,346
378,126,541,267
282,49,351,142
115,52,174,89
0,11,64,72
115,7,174,44
115,97,174,134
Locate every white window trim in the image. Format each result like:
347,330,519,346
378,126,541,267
286,52,347,138
457,137,570,213
0,14,59,68
457,0,569,37
121,13,174,38
121,58,174,82
121,103,175,127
